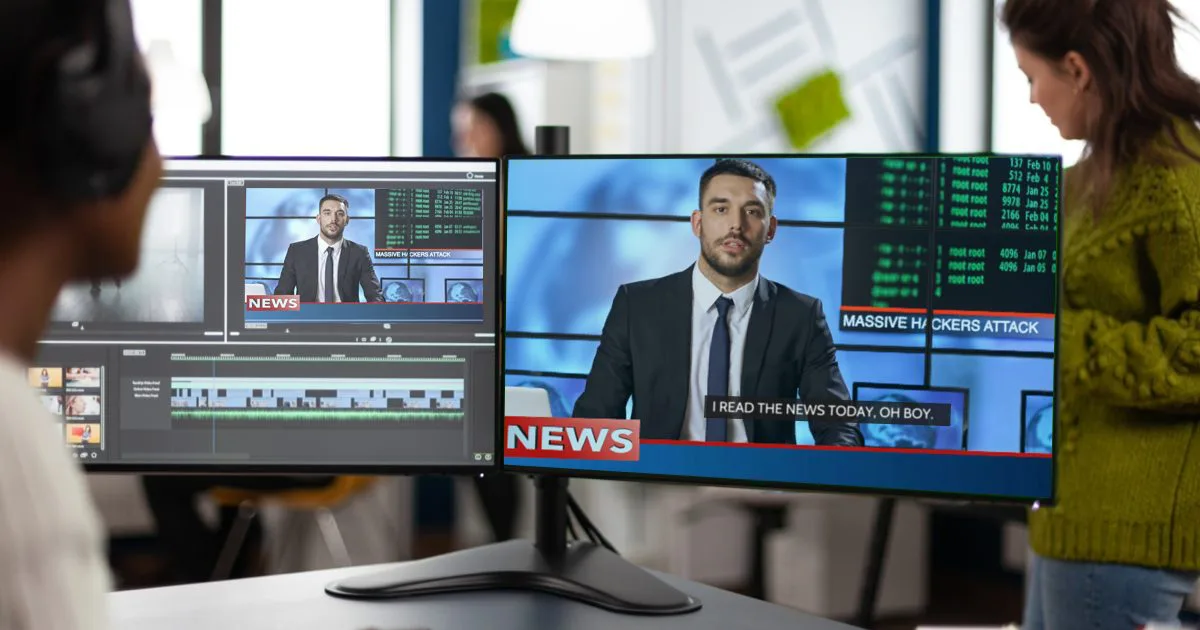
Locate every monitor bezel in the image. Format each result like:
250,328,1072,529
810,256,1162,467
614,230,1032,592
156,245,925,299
498,151,1061,506
81,155,503,475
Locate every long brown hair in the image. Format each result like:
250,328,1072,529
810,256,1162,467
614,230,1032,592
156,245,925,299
1001,0,1200,214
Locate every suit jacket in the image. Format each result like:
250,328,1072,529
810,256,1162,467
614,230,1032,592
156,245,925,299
572,266,863,446
274,237,383,303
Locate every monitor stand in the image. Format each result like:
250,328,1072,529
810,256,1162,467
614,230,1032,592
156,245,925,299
324,475,701,615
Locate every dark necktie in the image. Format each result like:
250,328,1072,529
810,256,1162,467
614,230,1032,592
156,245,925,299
324,246,335,303
706,296,733,442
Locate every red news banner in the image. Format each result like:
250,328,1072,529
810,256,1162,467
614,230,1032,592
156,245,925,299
505,417,640,461
246,294,300,311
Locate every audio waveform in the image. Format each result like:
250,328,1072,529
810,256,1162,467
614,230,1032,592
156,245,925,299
170,409,464,422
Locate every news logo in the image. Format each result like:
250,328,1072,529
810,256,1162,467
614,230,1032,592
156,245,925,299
504,417,640,461
246,294,300,311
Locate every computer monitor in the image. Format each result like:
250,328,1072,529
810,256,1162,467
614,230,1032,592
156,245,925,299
501,154,1058,503
33,157,500,472
327,148,1061,617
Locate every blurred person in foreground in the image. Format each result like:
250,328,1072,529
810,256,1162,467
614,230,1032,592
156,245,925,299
0,0,161,625
452,91,529,542
1001,0,1200,627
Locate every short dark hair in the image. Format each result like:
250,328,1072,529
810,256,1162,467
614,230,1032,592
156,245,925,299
318,193,349,212
698,158,777,212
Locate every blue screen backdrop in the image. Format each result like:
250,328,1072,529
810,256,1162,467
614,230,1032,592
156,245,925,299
503,156,1057,500
243,187,482,302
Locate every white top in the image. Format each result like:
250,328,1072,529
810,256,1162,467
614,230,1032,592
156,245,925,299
0,352,111,629
316,237,344,303
683,264,758,442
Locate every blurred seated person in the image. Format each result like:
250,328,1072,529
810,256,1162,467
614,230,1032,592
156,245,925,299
452,91,531,158
142,475,336,582
452,91,529,542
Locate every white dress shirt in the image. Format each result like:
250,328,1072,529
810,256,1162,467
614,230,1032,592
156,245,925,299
683,264,759,442
0,352,112,628
316,237,344,303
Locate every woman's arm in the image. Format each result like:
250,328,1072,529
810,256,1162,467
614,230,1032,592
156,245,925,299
1063,308,1200,411
1063,168,1200,411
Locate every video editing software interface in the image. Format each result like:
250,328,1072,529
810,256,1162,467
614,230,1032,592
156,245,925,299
34,159,498,468
502,155,1059,501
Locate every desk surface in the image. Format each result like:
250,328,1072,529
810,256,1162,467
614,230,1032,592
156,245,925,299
110,562,861,630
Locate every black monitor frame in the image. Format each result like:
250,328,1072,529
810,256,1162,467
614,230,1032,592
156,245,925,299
61,155,503,476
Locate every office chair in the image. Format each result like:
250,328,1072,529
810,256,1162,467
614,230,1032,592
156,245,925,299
207,476,399,580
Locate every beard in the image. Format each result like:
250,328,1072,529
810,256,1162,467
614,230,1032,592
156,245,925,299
699,226,765,279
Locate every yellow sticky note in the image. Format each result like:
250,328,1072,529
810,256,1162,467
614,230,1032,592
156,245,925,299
774,69,851,150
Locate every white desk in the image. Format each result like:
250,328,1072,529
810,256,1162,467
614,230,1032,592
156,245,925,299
110,561,863,630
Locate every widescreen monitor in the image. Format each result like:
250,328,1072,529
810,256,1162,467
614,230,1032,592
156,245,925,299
34,157,500,472
501,154,1059,502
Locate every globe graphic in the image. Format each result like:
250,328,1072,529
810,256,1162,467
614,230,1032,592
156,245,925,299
384,281,413,302
1025,403,1053,453
448,282,479,303
861,393,939,449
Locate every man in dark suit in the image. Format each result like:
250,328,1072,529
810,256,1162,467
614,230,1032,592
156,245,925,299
274,193,383,302
573,158,863,446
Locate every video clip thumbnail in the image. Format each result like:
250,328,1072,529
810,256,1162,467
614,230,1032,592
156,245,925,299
48,185,225,340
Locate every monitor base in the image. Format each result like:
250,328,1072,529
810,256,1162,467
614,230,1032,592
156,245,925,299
324,539,701,615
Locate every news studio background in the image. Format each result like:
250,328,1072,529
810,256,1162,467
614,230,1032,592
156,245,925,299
503,155,1058,501
242,186,485,326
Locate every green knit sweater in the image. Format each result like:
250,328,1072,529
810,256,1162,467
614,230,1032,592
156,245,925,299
1030,127,1200,571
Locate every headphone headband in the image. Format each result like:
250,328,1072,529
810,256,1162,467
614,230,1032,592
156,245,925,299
34,0,153,201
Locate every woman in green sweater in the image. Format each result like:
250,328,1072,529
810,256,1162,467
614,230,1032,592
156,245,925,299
1001,0,1200,627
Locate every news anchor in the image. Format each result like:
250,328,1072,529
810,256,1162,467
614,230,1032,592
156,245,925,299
274,193,384,302
573,158,863,447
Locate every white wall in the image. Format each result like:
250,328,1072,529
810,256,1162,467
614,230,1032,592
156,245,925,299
131,0,204,156
464,0,930,156
629,0,928,153
392,0,424,156
938,0,990,152
221,0,393,156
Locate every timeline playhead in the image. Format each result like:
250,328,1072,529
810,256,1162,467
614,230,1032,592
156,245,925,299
42,159,499,345
33,343,496,469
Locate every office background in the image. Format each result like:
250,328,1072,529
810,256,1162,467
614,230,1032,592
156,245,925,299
83,0,1200,626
